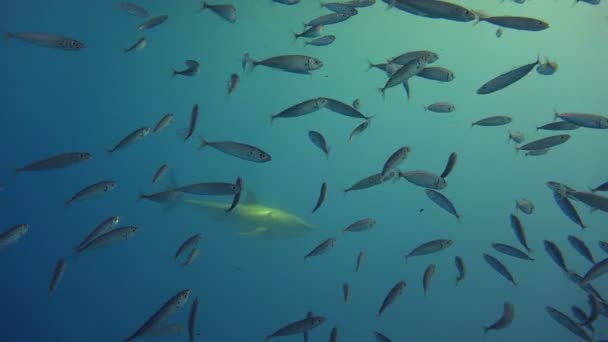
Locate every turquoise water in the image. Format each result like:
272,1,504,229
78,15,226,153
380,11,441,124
1,0,607,341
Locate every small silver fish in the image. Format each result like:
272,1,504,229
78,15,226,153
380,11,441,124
343,218,376,233
425,189,460,220
344,172,395,194
475,14,549,31
0,224,29,249
16,152,91,173
515,199,534,215
343,283,350,304
65,181,117,206
554,111,608,129
304,35,336,47
75,226,138,255
152,164,169,185
406,239,453,260
492,243,534,261
125,289,192,342
266,315,326,340
471,116,512,127
244,54,323,75
172,60,200,78
324,97,371,120
139,189,181,203
417,66,454,82
544,240,570,274
567,236,595,264
483,253,517,286
329,326,338,342
545,306,593,342
107,126,151,154
271,98,328,123
454,256,466,285
440,152,457,178
536,58,558,75
312,182,327,213
305,13,352,27
120,2,150,17
422,264,436,295
322,3,359,15
516,135,570,152
304,237,335,259
124,37,146,54
138,15,169,30
199,136,271,163
389,50,439,65
182,247,200,267
569,191,608,213
381,146,411,180
153,113,175,133
175,234,202,261
183,104,199,142
507,131,525,144
484,303,514,333
347,120,370,143
378,281,407,317
4,32,85,50
227,73,240,95
510,214,531,253
188,298,199,342
75,216,121,252
536,121,579,131
200,1,237,23
424,102,455,113
399,170,447,190
380,56,430,97
48,258,66,297
477,58,540,95
355,251,366,272
579,258,608,284
308,131,330,159
293,25,322,42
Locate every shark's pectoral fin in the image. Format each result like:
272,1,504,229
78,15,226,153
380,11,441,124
240,227,269,236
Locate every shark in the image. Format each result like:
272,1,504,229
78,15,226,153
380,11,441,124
170,191,314,239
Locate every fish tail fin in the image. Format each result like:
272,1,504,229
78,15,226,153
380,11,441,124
378,87,386,100
201,0,208,10
386,0,396,10
553,108,559,121
71,246,81,260
105,149,113,155
506,131,512,143
170,68,177,79
64,199,71,207
325,147,330,160
269,114,277,125
366,59,375,71
482,326,489,334
423,106,427,112
137,192,146,201
198,135,208,149
292,31,299,43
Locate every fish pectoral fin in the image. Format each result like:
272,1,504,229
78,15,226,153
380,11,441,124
240,227,269,236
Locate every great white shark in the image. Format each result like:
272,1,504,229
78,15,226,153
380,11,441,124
169,192,314,239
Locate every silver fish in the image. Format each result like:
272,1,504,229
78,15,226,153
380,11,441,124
308,131,330,159
343,218,376,233
580,258,608,284
389,50,439,65
125,289,192,342
65,180,117,206
271,98,328,123
347,120,370,143
265,315,326,340
568,191,608,213
567,273,605,303
544,240,570,274
545,306,592,342
305,237,335,259
48,258,66,297
226,177,243,213
4,32,85,50
124,37,146,54
507,131,525,144
199,136,271,163
483,253,517,286
440,152,457,178
75,216,121,252
567,236,595,264
322,3,359,15
293,25,322,41
152,164,169,185
355,251,366,272
590,181,608,193
329,326,338,342
575,0,601,4
200,1,237,23
516,135,570,152
484,303,514,333
305,13,352,27
475,14,549,31
380,56,430,97
188,297,199,342
536,121,579,131
554,111,608,129
107,126,151,154
571,306,594,332
175,234,202,260
472,116,512,127
424,102,455,113
273,0,300,4
120,2,150,17
343,283,350,303
183,104,199,142
422,264,436,295
536,58,558,75
324,97,371,120
390,0,476,22
382,146,411,180
399,170,447,190
425,189,460,220
417,67,454,82
378,281,407,317
491,243,534,261
312,182,327,213
0,224,29,249
496,28,503,38
406,239,453,260
182,247,200,267
75,226,138,255
16,152,91,173
153,113,175,133
244,54,323,75
305,35,336,47
373,331,392,342
175,182,240,196
139,189,181,203
454,256,466,285
227,73,240,95
345,0,376,6
172,60,200,78
344,171,396,194
477,58,540,95
509,214,531,253
138,15,169,30
515,199,534,215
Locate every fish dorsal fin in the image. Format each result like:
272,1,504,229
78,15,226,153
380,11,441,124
243,190,259,204
306,311,313,318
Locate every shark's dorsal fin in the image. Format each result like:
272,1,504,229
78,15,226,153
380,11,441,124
243,190,259,204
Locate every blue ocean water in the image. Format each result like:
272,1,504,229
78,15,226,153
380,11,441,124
1,0,607,341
